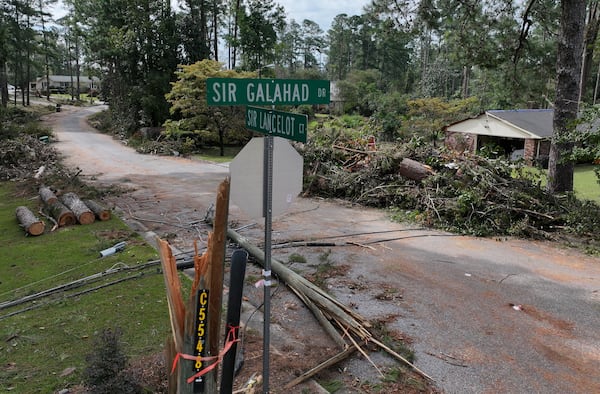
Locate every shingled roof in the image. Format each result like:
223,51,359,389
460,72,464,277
487,109,553,138
445,109,554,139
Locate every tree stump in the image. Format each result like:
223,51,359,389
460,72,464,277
47,200,76,227
83,200,111,221
61,192,95,225
399,158,435,181
15,206,45,236
39,186,58,205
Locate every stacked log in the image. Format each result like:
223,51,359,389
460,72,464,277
15,206,45,236
83,200,111,221
47,200,76,226
60,192,95,225
39,186,58,205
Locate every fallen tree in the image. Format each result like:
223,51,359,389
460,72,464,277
15,206,45,236
300,139,600,246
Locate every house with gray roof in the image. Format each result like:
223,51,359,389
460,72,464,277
444,109,553,165
30,75,100,95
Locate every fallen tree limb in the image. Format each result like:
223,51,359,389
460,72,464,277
283,347,357,389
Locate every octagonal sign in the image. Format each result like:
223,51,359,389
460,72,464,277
229,137,303,219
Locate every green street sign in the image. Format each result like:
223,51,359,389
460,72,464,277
207,78,330,106
246,106,308,143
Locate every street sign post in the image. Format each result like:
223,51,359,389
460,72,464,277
229,137,303,219
208,76,329,394
207,78,330,106
246,106,308,143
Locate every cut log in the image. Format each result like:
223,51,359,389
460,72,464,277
83,199,111,221
15,206,45,236
47,200,76,227
60,192,95,225
399,158,435,181
39,186,58,205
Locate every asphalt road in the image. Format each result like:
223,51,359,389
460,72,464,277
47,104,600,393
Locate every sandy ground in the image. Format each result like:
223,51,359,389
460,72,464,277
45,104,600,393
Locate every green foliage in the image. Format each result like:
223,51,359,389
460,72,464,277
337,69,383,116
369,92,409,141
165,59,255,155
83,328,141,394
403,97,480,145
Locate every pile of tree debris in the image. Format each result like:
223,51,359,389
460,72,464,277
0,134,60,181
300,138,600,247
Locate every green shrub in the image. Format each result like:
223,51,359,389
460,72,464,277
83,327,142,394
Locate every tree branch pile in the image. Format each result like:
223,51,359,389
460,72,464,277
300,140,600,244
0,134,60,181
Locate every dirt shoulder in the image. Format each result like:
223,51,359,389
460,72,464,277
46,105,600,393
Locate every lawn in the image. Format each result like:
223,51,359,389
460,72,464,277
573,165,600,202
194,146,242,163
515,165,600,203
0,183,179,393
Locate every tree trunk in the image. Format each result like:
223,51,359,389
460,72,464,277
84,200,111,221
61,192,95,224
579,2,600,102
547,0,586,194
399,158,435,181
47,201,76,227
39,186,58,205
15,206,45,236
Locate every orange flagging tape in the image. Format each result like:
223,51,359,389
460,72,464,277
171,326,240,384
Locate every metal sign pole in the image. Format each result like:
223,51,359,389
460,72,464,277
262,134,274,393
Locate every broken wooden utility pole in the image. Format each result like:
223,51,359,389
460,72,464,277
160,178,232,393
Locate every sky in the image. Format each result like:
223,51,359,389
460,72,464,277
278,1,368,30
50,0,370,32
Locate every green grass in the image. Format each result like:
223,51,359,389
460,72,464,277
0,183,179,393
573,165,600,202
514,165,600,203
193,146,242,163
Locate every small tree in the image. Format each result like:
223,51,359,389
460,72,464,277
83,327,141,394
164,59,255,156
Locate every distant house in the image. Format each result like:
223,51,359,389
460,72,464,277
444,109,553,165
30,75,101,95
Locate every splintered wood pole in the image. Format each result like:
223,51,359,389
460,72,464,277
204,178,230,392
160,178,230,393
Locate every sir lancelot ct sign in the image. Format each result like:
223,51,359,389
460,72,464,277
206,78,330,106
